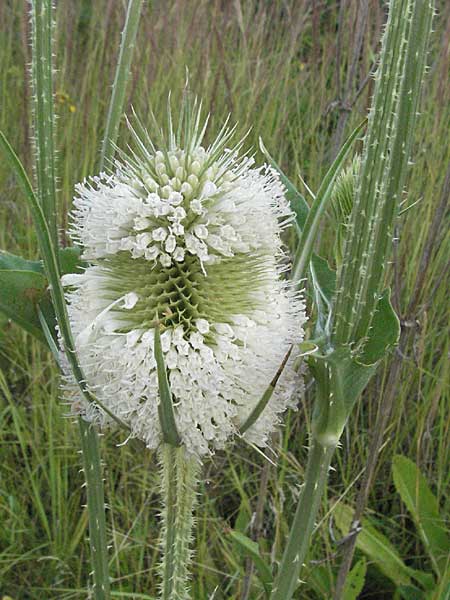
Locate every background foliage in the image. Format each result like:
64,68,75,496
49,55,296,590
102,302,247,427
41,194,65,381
0,1,448,598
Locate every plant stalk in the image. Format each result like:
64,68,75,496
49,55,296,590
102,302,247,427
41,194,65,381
270,440,335,600
30,0,58,250
79,420,111,600
159,444,199,600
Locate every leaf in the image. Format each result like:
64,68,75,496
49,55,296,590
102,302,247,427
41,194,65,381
306,564,333,599
310,254,336,305
0,250,43,273
342,559,367,600
334,503,412,587
0,132,129,431
234,501,251,534
258,137,309,230
0,269,47,341
154,325,181,447
291,119,366,283
359,289,400,365
398,584,427,600
1,247,83,276
0,248,83,343
228,530,273,596
309,346,376,445
310,253,336,337
59,246,84,274
392,455,450,577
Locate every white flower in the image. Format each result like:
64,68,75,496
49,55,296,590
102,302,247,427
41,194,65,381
63,101,307,456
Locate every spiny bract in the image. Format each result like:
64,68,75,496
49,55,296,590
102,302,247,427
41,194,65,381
62,101,306,456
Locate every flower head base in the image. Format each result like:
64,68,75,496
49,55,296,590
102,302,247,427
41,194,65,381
63,100,306,456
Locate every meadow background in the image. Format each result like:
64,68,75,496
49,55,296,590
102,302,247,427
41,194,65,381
0,1,449,598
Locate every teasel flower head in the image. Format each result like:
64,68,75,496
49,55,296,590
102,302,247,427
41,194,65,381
62,100,307,456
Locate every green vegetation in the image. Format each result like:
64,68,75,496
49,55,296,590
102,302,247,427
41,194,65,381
0,1,448,598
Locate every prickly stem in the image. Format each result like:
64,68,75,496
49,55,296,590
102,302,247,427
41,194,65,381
29,0,58,251
79,420,111,600
271,2,435,598
159,444,199,600
333,0,434,349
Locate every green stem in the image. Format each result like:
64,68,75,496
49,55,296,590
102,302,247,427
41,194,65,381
79,420,111,600
159,444,199,600
100,0,144,171
30,0,58,250
270,441,335,600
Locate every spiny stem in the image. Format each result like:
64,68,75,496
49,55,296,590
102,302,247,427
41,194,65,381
159,444,199,600
79,420,111,600
333,0,434,348
270,441,335,600
30,0,58,250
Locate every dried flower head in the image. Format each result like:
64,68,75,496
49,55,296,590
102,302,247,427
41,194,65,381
62,100,306,456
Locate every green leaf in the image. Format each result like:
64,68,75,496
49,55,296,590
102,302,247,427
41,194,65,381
342,559,367,600
309,346,376,445
306,564,333,599
240,347,292,434
334,503,434,590
398,584,427,600
310,254,336,305
0,250,43,273
359,289,400,365
59,246,84,274
426,578,450,600
291,119,366,283
0,247,84,343
234,501,251,534
334,503,412,586
0,269,47,340
228,530,273,596
154,325,181,447
392,455,450,577
310,253,336,337
258,137,309,230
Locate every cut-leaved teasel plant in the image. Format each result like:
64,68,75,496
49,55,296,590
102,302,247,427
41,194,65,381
268,1,434,598
61,98,307,597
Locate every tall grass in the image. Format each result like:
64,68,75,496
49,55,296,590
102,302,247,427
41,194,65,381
0,1,448,598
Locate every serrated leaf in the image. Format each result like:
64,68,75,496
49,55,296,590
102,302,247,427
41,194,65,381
392,455,450,577
343,559,367,600
228,530,273,596
359,289,400,365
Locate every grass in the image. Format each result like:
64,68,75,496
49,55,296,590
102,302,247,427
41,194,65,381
0,1,449,598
